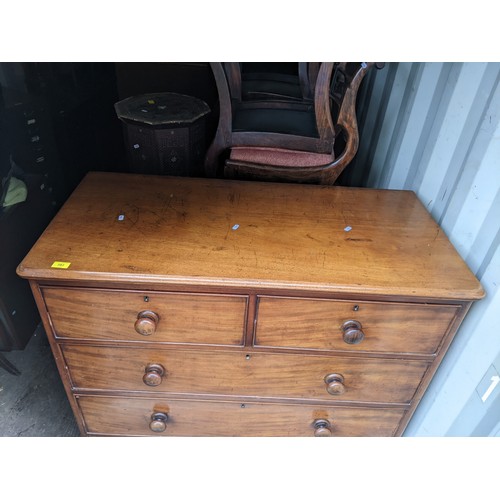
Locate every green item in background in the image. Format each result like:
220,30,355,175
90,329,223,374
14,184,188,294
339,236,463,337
2,177,27,207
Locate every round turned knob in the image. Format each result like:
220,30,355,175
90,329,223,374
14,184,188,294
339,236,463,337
150,412,168,433
143,363,166,386
341,319,365,345
313,419,332,437
324,373,345,395
134,310,160,336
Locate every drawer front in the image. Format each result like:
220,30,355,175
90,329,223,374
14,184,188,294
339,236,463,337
256,296,459,355
62,345,428,404
42,287,247,346
77,396,406,436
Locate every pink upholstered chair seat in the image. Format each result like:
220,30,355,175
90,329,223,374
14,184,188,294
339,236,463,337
229,146,334,167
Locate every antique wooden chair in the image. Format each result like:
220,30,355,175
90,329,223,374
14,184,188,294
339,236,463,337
205,62,378,184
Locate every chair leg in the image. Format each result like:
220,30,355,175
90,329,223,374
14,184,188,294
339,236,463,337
0,352,21,376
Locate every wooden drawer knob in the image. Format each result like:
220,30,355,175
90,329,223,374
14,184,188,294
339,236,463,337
324,373,345,395
341,319,364,344
313,419,332,437
150,412,168,432
135,310,160,336
143,363,166,386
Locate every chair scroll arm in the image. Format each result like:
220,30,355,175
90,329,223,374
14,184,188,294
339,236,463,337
319,63,375,183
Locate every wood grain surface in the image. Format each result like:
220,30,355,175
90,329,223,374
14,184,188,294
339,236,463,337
61,345,428,404
43,287,247,345
17,172,484,300
77,395,406,437
255,296,459,355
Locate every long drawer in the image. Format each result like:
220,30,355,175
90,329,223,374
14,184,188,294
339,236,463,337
62,345,429,404
42,287,247,346
76,396,406,437
255,296,459,355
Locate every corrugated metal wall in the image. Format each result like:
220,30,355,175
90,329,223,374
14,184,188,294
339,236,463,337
344,62,500,436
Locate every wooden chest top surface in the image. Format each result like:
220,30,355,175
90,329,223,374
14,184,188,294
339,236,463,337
17,172,483,300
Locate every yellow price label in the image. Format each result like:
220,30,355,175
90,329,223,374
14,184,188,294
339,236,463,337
147,99,155,104
51,261,71,269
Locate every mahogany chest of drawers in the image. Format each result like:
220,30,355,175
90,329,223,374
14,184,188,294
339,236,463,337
17,172,484,436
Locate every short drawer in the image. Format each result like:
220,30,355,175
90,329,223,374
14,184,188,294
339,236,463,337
42,287,247,346
76,396,406,437
62,345,428,405
255,296,459,355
